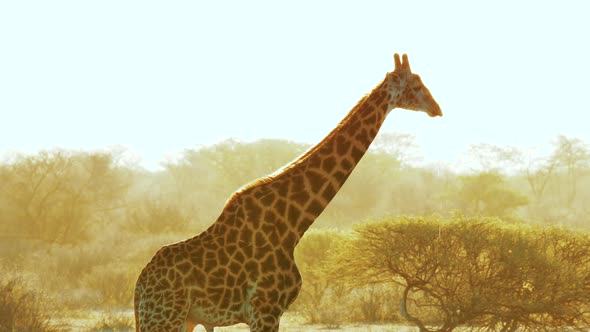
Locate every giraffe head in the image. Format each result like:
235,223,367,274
386,53,442,117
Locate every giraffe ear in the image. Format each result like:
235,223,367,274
394,53,402,72
402,54,412,73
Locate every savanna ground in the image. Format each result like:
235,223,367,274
53,310,420,331
2,134,590,331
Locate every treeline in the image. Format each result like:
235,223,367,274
0,133,589,329
1,133,589,245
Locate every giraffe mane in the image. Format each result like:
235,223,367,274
222,93,372,208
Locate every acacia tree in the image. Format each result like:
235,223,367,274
524,150,557,206
520,136,590,224
173,138,309,194
451,172,528,217
0,150,131,244
336,216,590,332
292,230,348,325
550,135,590,208
466,143,523,174
163,138,310,223
371,132,422,167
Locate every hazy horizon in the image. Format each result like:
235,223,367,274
2,1,589,171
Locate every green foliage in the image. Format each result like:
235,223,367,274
0,150,131,245
293,230,404,325
292,229,349,325
125,197,193,234
337,216,590,331
166,138,309,199
349,284,401,323
451,172,528,217
162,138,311,227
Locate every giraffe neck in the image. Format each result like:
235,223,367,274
287,77,391,218
265,77,393,239
214,76,395,251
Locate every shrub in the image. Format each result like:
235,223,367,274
125,198,194,235
81,262,137,307
337,216,590,332
350,284,400,323
292,229,350,325
0,275,56,332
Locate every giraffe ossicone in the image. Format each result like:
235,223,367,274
134,53,442,332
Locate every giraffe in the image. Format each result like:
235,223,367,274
134,53,442,332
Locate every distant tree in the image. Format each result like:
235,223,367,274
387,167,450,216
550,135,590,208
336,217,590,332
0,150,131,244
523,150,558,205
452,172,528,217
466,143,524,173
163,138,310,223
179,138,309,193
323,132,433,224
292,229,348,325
125,197,193,234
163,136,439,228
371,132,422,167
324,150,400,224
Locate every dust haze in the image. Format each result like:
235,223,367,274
1,133,589,331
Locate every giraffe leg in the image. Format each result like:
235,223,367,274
136,289,192,332
250,319,279,332
138,314,189,332
249,311,280,332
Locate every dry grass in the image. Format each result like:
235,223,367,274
0,275,56,332
89,311,135,331
53,310,419,331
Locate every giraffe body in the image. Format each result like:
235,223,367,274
134,54,442,332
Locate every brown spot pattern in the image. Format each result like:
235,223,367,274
133,56,439,332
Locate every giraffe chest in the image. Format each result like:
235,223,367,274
225,244,302,310
251,255,302,307
184,249,302,326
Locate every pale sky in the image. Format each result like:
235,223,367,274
1,1,589,170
